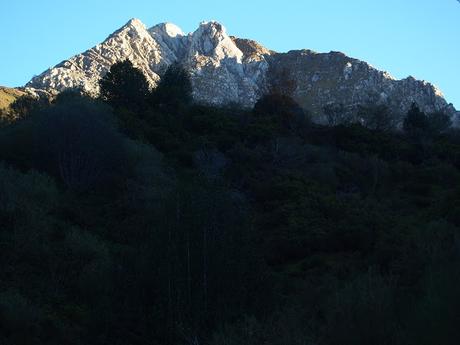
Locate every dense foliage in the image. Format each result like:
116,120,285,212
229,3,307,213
1,61,460,345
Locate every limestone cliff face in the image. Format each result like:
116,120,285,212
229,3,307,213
182,21,270,107
28,19,167,96
26,19,458,122
268,50,456,122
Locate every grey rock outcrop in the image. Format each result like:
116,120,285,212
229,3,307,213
26,18,458,122
268,50,457,123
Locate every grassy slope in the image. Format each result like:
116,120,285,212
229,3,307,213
0,86,25,110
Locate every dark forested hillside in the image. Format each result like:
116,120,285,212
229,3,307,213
1,61,460,345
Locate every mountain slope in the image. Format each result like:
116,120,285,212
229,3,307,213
26,18,458,121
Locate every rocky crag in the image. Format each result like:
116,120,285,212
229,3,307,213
26,18,458,123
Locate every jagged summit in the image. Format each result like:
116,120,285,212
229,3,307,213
124,18,146,30
189,21,242,61
148,22,188,61
108,18,151,41
25,18,458,122
150,22,184,38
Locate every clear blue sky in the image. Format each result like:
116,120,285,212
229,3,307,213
1,0,459,108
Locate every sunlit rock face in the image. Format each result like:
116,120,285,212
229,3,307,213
27,19,168,96
26,18,458,121
183,21,270,106
148,22,189,61
268,50,457,122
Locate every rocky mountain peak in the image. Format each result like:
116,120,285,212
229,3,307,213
150,22,184,38
109,18,153,43
123,18,147,31
149,23,188,61
189,21,243,62
25,19,458,123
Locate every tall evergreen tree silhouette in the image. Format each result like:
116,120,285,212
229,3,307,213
99,59,149,110
151,63,193,110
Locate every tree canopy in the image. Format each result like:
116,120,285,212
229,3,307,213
150,63,193,110
0,61,459,345
99,59,150,110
